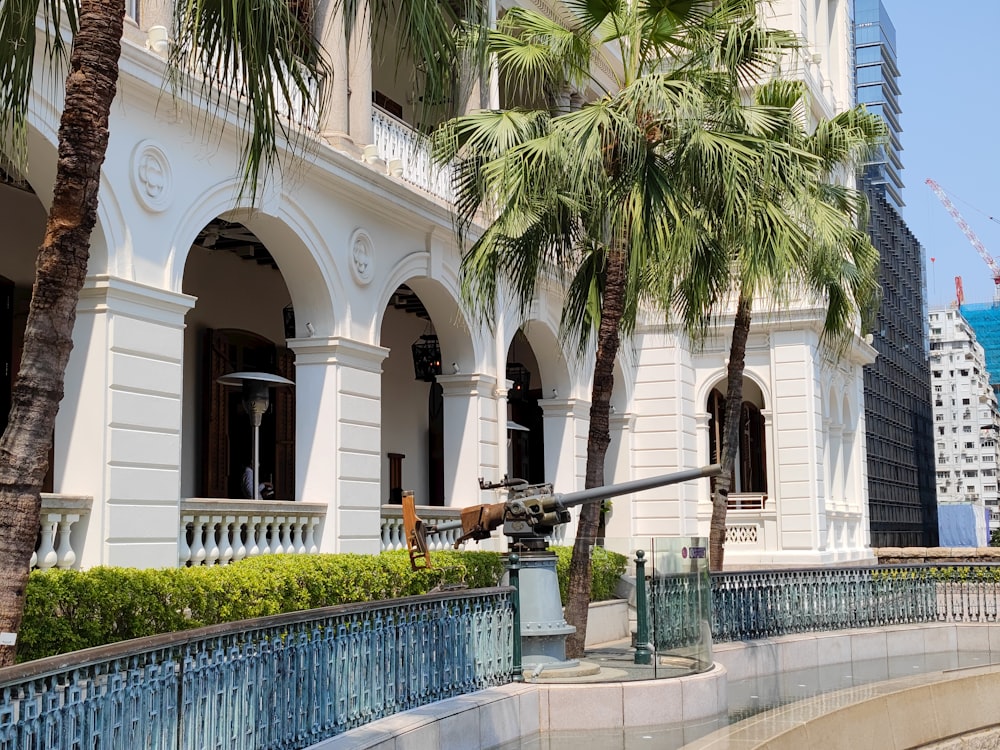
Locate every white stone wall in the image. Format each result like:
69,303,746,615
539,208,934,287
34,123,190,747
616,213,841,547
7,0,872,568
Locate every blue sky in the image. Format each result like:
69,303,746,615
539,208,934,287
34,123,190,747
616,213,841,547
879,0,1000,308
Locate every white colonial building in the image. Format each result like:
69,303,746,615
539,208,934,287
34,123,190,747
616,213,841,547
7,0,873,573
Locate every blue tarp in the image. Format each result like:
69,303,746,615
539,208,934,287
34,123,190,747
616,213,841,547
937,503,989,547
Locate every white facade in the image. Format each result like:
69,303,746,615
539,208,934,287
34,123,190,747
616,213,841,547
6,0,874,571
928,307,1000,525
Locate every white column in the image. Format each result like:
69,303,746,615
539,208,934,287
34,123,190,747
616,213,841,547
605,412,635,541
540,398,588,542
437,373,497,508
315,0,350,137
694,412,712,537
769,330,823,554
63,276,196,568
348,0,373,145
288,336,388,554
630,328,702,537
540,398,588,492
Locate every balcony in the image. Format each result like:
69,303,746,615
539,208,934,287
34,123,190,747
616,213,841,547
372,107,454,203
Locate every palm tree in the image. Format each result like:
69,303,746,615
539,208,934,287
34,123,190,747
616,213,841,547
435,0,810,657
0,0,489,665
0,0,334,666
698,81,885,571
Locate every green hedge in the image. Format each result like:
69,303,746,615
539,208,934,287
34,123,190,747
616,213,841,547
551,545,628,603
19,547,627,663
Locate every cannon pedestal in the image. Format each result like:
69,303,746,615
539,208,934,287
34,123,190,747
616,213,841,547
503,550,580,672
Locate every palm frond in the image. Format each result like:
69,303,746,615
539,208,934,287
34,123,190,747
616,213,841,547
493,8,594,105
0,0,78,172
169,0,331,203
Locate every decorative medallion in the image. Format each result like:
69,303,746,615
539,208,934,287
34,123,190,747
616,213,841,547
131,141,171,212
350,228,374,286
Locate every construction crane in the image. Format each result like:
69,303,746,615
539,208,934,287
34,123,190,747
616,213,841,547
926,178,1000,302
955,276,965,307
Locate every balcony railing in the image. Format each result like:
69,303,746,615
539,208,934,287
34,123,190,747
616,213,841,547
32,494,92,571
179,499,327,567
372,107,454,202
726,492,766,510
380,504,464,552
379,504,569,553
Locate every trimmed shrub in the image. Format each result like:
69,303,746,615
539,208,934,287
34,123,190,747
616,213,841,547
19,547,624,663
551,545,629,604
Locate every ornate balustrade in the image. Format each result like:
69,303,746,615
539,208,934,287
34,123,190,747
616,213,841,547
372,107,454,202
32,494,92,571
379,504,569,553
179,499,327,566
724,506,776,550
380,504,464,552
0,588,514,749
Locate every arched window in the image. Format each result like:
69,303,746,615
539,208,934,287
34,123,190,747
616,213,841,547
707,387,767,495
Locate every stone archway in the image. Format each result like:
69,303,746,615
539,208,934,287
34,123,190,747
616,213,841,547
181,217,298,500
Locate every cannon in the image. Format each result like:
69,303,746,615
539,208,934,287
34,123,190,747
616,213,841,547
403,464,722,566
403,464,722,676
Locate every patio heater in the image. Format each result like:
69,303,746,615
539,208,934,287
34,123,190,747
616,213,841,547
217,371,294,499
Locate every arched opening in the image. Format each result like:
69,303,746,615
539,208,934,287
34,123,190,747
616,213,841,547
506,329,545,484
380,284,445,505
707,380,767,501
182,218,296,500
0,166,55,491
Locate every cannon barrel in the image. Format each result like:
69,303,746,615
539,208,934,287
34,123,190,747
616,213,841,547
550,464,721,510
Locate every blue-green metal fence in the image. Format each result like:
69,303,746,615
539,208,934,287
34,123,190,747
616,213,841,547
708,565,1000,643
0,588,514,750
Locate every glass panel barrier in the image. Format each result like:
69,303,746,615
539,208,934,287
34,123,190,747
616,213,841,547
536,537,713,682
648,537,713,676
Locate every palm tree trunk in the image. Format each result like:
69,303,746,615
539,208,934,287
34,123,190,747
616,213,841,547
708,291,752,572
564,248,625,658
0,0,124,666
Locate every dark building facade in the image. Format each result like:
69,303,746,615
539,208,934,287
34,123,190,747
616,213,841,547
855,0,938,545
861,187,938,546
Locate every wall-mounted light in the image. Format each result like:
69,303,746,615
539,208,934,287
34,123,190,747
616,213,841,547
282,304,296,339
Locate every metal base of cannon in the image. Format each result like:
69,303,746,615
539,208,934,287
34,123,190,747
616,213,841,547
503,550,580,671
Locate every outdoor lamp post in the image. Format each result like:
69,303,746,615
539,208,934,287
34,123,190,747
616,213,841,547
217,371,294,499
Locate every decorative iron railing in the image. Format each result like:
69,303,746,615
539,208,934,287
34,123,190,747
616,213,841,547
707,565,1000,643
179,499,327,566
648,573,708,651
0,588,514,750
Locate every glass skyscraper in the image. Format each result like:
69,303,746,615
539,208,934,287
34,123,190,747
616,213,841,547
854,0,938,546
854,0,904,208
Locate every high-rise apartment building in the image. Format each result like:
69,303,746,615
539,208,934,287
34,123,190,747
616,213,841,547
854,0,904,209
928,307,1000,532
854,0,938,546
